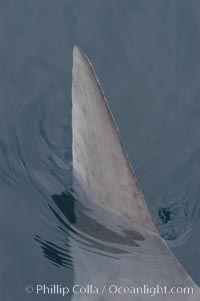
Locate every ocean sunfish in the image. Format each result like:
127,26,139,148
71,46,200,300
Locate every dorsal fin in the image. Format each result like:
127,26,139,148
72,46,156,232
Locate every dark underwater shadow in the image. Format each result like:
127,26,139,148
35,185,146,270
51,190,145,248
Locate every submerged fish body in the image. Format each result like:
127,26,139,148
71,46,200,300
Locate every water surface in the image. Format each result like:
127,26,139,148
1,1,200,299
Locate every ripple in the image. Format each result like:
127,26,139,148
1,85,200,279
0,98,147,272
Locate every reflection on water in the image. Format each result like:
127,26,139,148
1,2,200,298
34,188,146,271
1,68,200,301
51,190,145,246
35,234,73,269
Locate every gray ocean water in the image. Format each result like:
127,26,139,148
1,0,200,300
